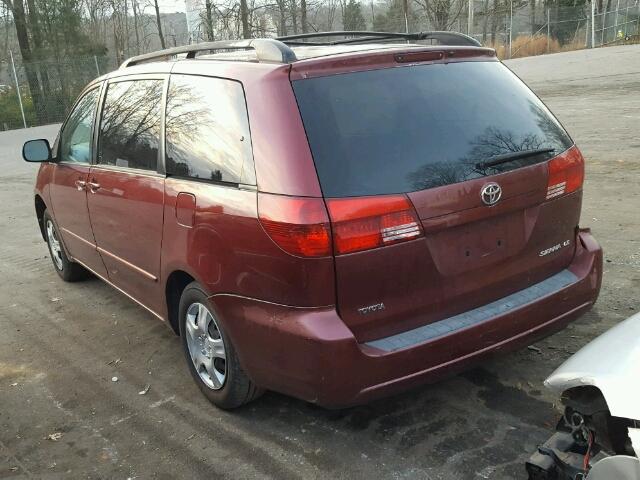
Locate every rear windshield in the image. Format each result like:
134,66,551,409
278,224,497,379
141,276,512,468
293,61,573,198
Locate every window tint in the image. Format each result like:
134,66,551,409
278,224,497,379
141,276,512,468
97,79,163,171
165,74,254,184
59,87,100,164
293,61,573,197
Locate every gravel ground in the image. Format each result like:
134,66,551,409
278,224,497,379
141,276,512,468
1,45,639,480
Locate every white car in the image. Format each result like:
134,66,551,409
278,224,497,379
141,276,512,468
527,312,640,479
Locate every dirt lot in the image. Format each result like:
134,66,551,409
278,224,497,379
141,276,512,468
1,45,639,480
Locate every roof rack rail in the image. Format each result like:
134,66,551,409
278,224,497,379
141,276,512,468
120,38,298,68
277,31,481,47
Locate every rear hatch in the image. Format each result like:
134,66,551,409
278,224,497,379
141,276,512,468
292,58,584,343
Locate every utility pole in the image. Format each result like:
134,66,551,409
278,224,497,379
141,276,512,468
602,6,607,44
509,0,513,58
9,50,27,129
468,0,474,36
547,8,550,52
586,12,589,46
591,0,596,47
402,0,409,32
624,0,630,36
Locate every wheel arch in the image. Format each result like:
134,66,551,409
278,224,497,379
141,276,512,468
35,194,47,241
165,270,196,335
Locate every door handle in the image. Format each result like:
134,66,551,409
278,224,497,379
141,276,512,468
75,179,87,191
87,180,100,192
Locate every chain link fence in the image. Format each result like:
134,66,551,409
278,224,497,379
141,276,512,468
0,54,110,131
467,0,640,58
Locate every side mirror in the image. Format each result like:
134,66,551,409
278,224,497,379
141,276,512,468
23,139,52,162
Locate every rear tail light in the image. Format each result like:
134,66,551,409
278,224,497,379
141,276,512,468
258,193,331,257
326,195,423,255
547,146,584,200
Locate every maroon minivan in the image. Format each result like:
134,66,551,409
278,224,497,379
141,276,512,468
23,32,602,409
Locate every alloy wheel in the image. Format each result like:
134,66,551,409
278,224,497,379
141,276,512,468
184,302,227,390
46,220,64,271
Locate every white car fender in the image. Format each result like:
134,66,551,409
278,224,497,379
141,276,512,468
544,312,640,480
544,311,640,421
586,456,640,480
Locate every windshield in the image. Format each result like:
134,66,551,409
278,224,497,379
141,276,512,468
292,61,573,198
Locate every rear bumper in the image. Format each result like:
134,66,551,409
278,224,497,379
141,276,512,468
212,229,602,408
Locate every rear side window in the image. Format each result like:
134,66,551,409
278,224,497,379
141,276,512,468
97,79,163,171
165,74,254,185
293,61,573,197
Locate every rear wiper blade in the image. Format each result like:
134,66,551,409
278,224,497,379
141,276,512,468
475,148,555,169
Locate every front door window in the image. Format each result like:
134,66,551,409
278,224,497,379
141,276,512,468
59,88,100,164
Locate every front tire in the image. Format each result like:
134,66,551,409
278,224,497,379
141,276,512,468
178,282,262,409
43,209,89,282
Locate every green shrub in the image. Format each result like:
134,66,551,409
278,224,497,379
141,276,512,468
0,87,37,130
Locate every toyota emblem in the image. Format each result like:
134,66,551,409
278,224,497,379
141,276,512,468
481,182,502,206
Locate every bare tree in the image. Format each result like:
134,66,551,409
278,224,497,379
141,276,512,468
204,0,214,39
240,0,250,37
324,0,338,29
132,0,141,53
300,0,307,31
529,0,535,35
490,0,500,43
1,0,47,122
289,0,298,33
413,0,465,30
152,0,165,48
481,0,489,41
275,0,287,34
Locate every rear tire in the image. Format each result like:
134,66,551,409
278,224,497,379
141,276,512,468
178,281,263,409
43,209,89,282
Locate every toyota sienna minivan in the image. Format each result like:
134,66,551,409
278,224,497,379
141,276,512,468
22,32,602,409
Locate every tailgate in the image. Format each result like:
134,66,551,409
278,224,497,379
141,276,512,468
292,57,583,343
332,162,580,342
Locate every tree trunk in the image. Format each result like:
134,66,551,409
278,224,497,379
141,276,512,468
490,0,499,44
113,14,121,65
153,0,165,49
240,0,250,38
7,0,46,124
123,0,129,57
301,0,308,32
25,0,51,99
25,0,41,50
132,0,140,54
277,0,288,35
290,0,298,34
482,0,489,41
529,0,536,35
370,0,375,25
402,0,409,32
204,0,214,40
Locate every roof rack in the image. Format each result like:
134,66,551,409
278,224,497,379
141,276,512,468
120,38,297,68
277,31,481,47
119,31,482,69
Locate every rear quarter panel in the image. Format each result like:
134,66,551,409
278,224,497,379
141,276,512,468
160,178,335,307
163,61,335,311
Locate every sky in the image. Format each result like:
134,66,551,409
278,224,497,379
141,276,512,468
157,0,186,13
